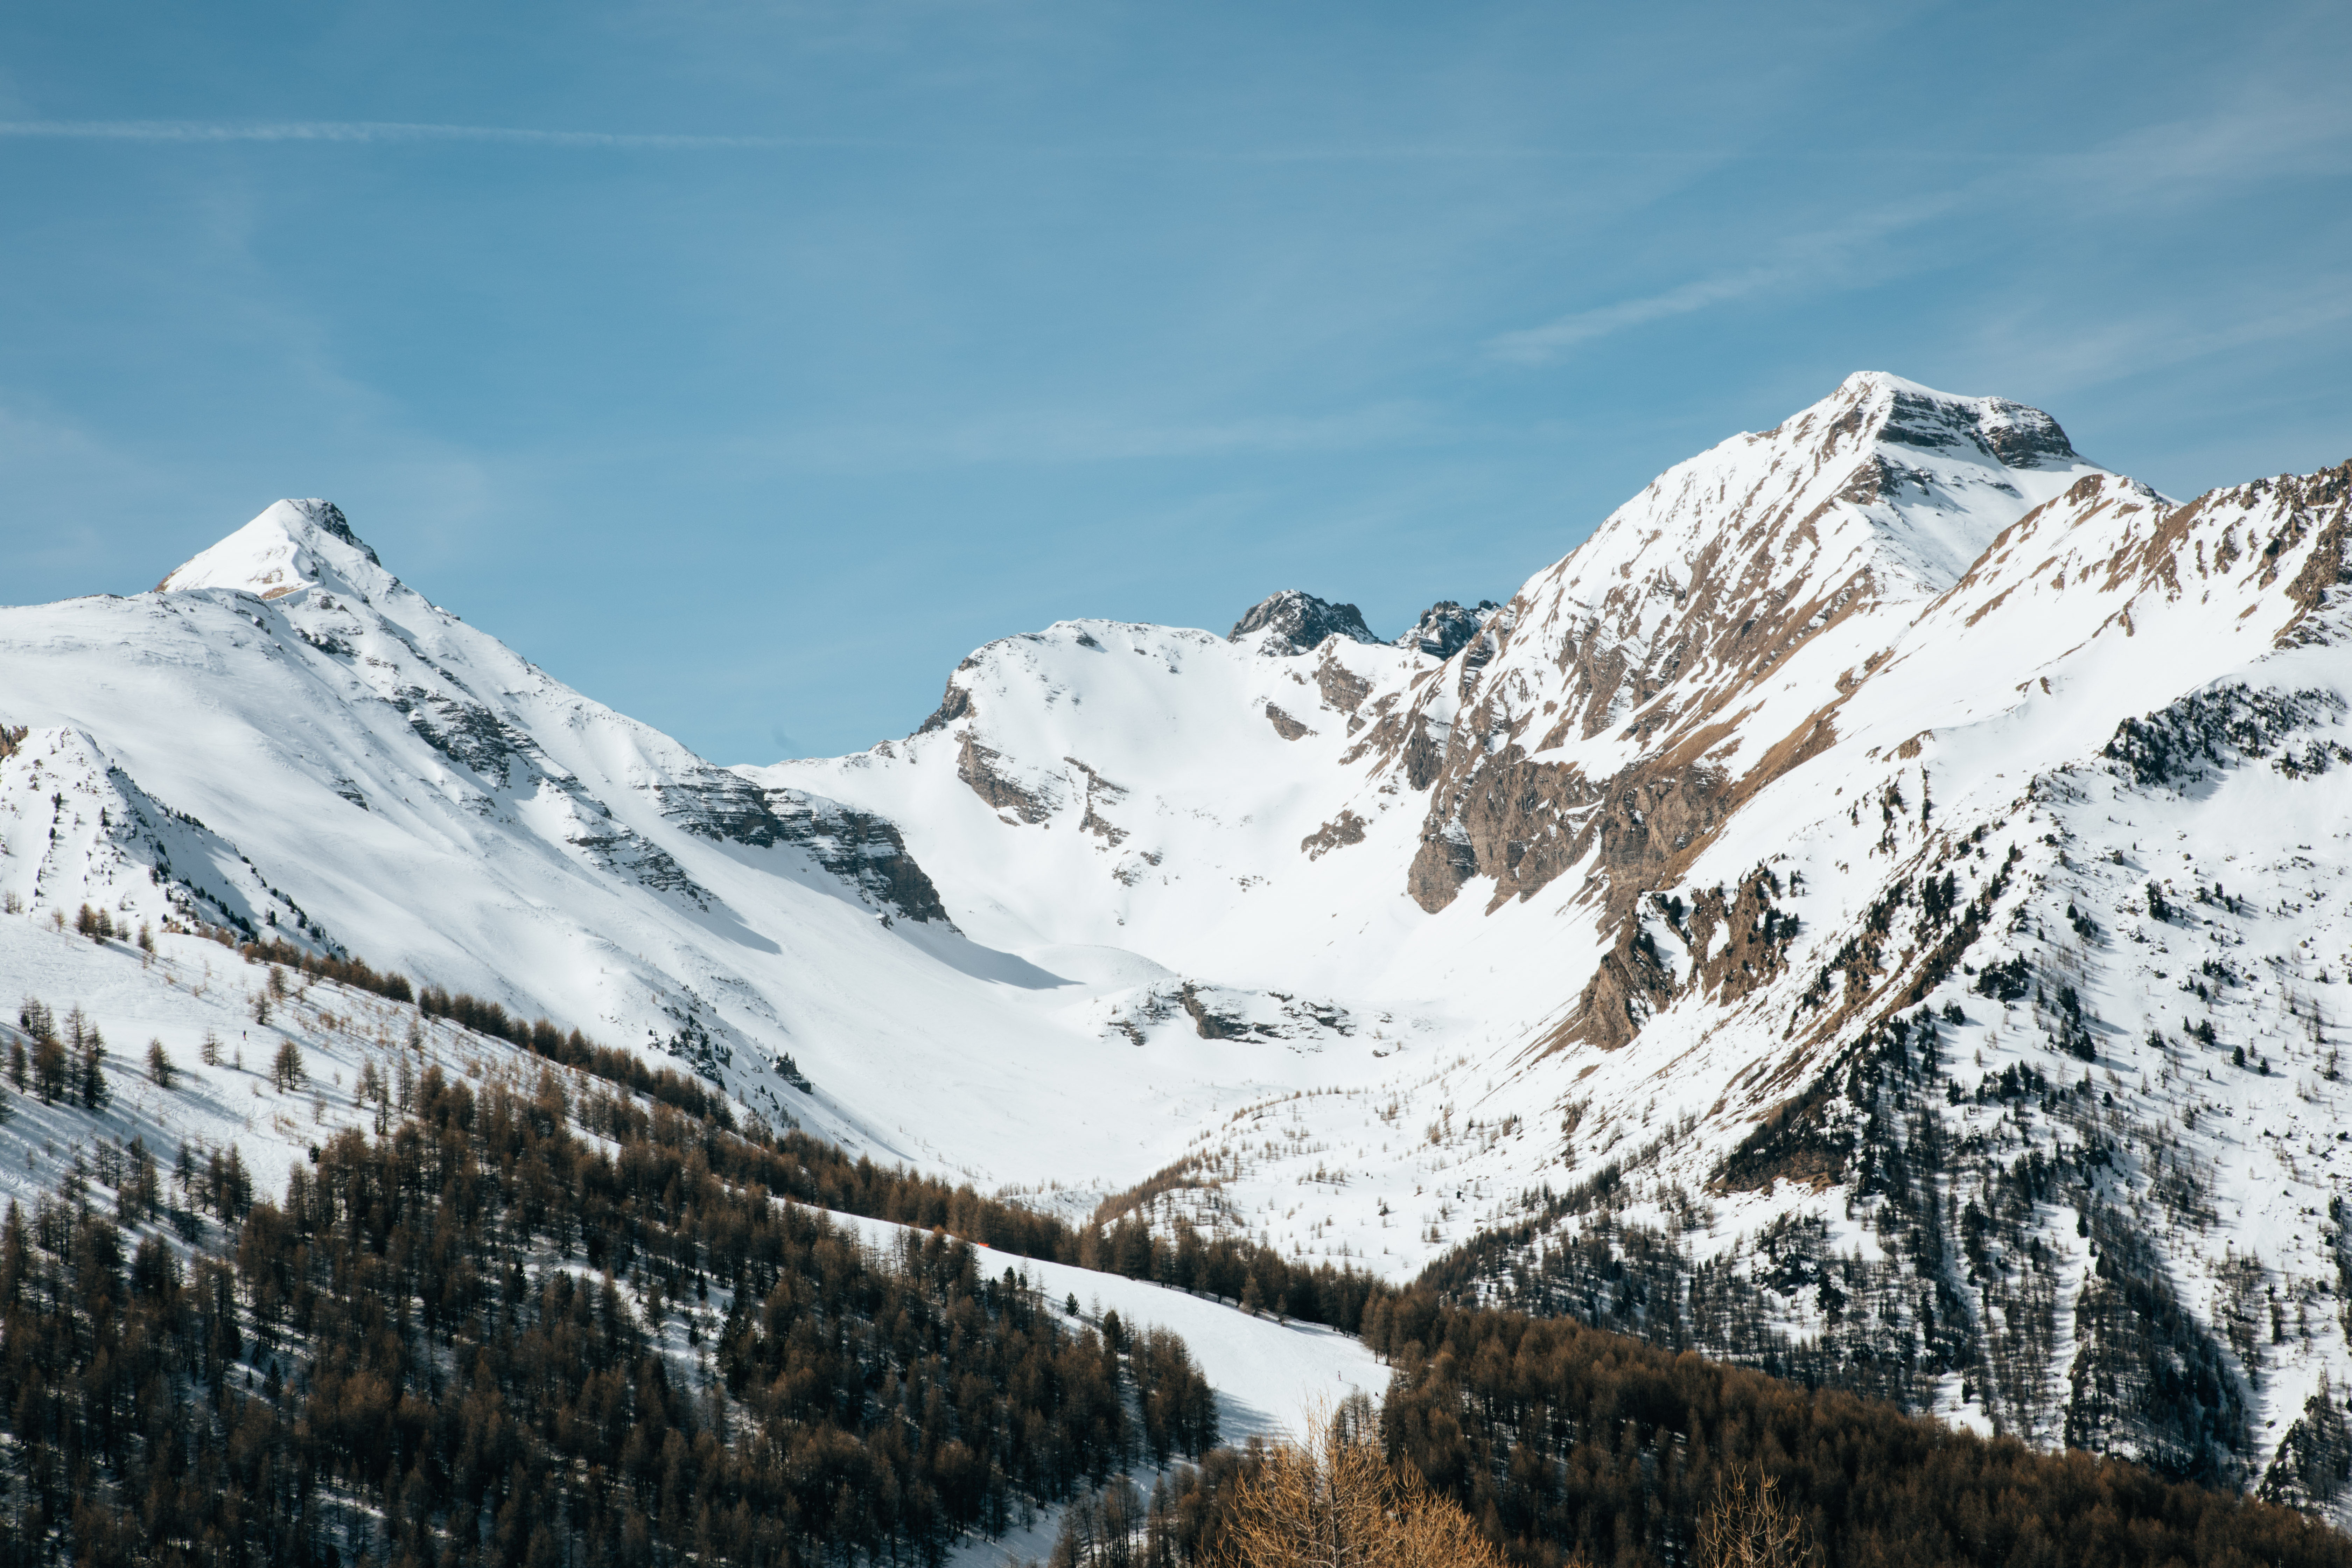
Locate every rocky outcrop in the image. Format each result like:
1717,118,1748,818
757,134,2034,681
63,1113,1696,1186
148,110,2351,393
1391,376,2087,930
1300,810,1366,860
956,733,1055,824
915,658,980,734
1393,600,1498,659
1313,651,1374,718
760,790,954,925
652,774,953,924
1342,701,1446,790
1870,383,2080,469
1228,590,1379,654
1264,704,1312,740
1064,757,1130,845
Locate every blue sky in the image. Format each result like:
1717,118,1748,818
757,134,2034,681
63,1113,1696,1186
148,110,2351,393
4,2,2348,761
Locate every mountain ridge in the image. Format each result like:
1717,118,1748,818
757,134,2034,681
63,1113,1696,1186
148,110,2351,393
9,373,2352,1515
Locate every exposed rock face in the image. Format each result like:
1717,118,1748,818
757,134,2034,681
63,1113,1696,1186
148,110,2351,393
1065,756,1130,845
296,498,377,558
1393,600,1499,659
1300,810,1366,859
956,732,1055,824
1312,650,1375,718
1264,703,1312,740
1870,382,2081,470
763,791,954,925
650,772,954,924
915,657,980,735
1385,373,2110,925
1228,590,1379,654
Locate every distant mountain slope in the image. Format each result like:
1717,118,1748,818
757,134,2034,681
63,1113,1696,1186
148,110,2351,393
0,502,1394,1184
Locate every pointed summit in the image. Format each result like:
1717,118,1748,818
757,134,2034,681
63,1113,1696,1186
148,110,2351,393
1529,372,2109,623
157,499,398,602
1396,373,2123,913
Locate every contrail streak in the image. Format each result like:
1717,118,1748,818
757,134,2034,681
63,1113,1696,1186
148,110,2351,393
0,119,861,150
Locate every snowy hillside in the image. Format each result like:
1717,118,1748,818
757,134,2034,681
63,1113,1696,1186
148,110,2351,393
0,912,1365,1568
770,376,2352,1505
0,502,1430,1188
8,374,2352,1508
0,908,1387,1430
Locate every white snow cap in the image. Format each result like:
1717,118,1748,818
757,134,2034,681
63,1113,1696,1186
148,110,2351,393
157,499,396,601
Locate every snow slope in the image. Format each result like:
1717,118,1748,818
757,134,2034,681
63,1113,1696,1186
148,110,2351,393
0,913,1371,1568
9,377,2352,1508
827,1208,1383,1442
769,378,2352,1503
0,503,1433,1190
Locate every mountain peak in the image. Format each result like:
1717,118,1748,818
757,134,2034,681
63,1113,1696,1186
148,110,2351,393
157,499,395,601
1394,600,1499,659
1814,371,2082,471
1227,590,1379,655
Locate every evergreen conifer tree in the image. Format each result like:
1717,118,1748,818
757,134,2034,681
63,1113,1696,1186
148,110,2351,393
78,1030,108,1111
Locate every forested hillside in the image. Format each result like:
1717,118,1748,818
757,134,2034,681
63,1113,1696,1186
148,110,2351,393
5,915,2352,1567
0,981,1217,1567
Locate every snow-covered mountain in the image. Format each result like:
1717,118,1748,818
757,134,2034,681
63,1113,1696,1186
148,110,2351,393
769,372,2352,1503
4,500,1407,1185
8,372,2352,1508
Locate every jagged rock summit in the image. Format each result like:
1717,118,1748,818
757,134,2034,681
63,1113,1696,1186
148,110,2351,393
1226,589,1380,654
1393,600,1499,659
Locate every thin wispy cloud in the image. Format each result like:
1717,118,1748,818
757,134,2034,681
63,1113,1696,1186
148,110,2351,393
1485,83,2352,366
1485,268,1779,362
1974,282,2352,402
0,119,2064,167
1487,191,1968,364
0,119,861,150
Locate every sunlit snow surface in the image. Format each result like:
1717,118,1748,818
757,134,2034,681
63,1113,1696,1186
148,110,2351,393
8,375,2352,1498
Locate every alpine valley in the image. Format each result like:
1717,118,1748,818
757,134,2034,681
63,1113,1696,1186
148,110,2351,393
10,370,2352,1537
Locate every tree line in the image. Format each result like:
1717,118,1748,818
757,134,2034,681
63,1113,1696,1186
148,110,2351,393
221,932,1392,1335
20,934,2352,1567
0,1052,1218,1566
1366,1294,2351,1568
